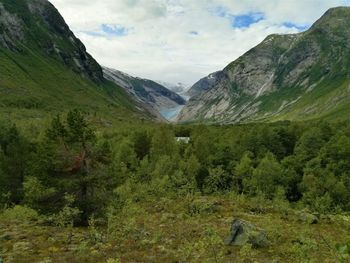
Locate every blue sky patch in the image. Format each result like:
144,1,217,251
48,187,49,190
232,12,265,28
282,22,310,31
209,6,265,29
83,24,129,38
101,24,128,36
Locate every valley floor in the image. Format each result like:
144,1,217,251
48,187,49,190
1,195,349,263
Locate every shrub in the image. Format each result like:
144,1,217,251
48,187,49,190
336,241,350,263
54,193,81,228
203,166,231,194
23,176,56,211
0,205,39,221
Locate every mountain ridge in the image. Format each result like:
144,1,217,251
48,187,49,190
177,6,350,123
0,0,157,123
0,0,103,82
103,67,186,120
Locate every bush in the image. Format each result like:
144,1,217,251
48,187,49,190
54,194,81,228
0,205,39,221
203,166,231,194
23,176,56,211
336,241,350,263
186,198,219,217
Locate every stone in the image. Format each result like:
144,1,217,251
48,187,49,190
225,219,269,248
297,211,319,225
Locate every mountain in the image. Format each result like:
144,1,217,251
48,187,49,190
103,67,186,119
178,7,350,124
0,0,154,123
186,71,221,98
158,81,188,95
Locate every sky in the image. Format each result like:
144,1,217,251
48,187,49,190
50,0,350,87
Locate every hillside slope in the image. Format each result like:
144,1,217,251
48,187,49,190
186,71,222,98
178,7,350,123
0,0,154,123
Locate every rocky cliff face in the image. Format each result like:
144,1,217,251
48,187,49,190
186,71,222,98
103,67,186,119
157,81,188,95
178,7,350,123
0,0,103,83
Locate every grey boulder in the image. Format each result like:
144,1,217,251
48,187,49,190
225,219,269,248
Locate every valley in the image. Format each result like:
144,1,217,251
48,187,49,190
160,105,185,121
0,1,350,262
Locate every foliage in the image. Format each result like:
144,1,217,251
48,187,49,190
54,193,81,228
0,205,39,221
336,241,350,263
1,115,350,261
2,118,350,216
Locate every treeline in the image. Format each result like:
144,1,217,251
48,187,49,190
1,111,350,224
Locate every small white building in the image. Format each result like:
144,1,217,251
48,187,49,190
176,137,190,143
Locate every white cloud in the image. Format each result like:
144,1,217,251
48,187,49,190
50,0,350,86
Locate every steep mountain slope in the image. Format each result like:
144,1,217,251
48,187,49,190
103,67,186,119
158,81,189,98
0,0,154,123
178,7,350,123
186,71,221,98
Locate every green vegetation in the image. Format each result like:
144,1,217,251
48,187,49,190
1,112,350,262
0,46,148,125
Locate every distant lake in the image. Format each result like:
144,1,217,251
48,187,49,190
160,105,185,121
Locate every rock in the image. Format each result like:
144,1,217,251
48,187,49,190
186,71,222,98
225,219,268,248
297,211,319,224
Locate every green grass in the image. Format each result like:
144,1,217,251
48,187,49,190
1,195,349,262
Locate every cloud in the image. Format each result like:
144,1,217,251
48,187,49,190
50,0,350,86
